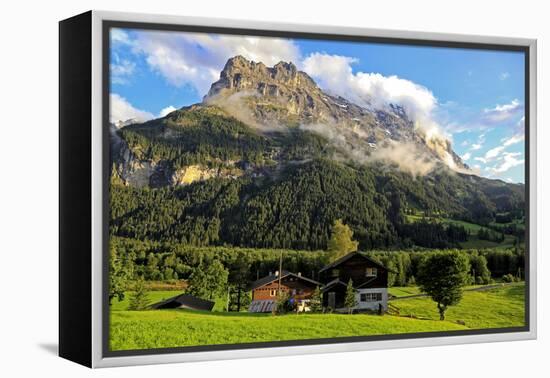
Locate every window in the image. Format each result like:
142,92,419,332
331,269,340,278
269,289,277,297
366,267,378,277
360,292,382,302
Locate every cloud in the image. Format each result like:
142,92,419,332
369,141,437,177
124,30,300,95
110,93,154,123
499,72,510,80
111,28,131,45
487,152,524,174
483,99,522,123
502,133,524,147
159,105,177,117
301,52,458,172
485,145,506,160
471,143,483,151
299,121,438,177
462,152,471,161
110,57,136,85
302,53,438,128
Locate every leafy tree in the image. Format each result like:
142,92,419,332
187,259,229,301
109,246,130,305
309,286,323,313
469,254,491,285
327,220,359,263
417,251,470,320
128,278,150,311
344,279,357,314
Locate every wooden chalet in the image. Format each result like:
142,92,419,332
248,270,321,313
319,251,394,312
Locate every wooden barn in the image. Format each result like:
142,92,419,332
319,251,394,312
149,293,215,311
248,270,321,313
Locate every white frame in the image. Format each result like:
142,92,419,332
90,10,537,368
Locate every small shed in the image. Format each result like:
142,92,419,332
149,293,215,311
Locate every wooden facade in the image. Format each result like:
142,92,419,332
248,271,321,312
319,252,392,311
320,252,389,289
251,275,318,301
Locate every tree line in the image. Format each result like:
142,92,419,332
109,235,524,305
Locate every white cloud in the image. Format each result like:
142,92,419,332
110,58,136,85
485,145,506,160
302,53,438,125
471,143,482,150
483,99,522,123
487,152,524,174
301,52,452,154
110,93,154,123
126,30,300,95
499,72,510,80
502,133,524,147
159,105,177,117
462,152,471,161
111,28,131,45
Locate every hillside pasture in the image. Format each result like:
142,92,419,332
109,284,525,351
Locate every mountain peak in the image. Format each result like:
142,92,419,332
202,56,466,172
205,56,317,101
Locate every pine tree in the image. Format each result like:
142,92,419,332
128,278,150,311
109,246,130,305
327,219,359,263
344,279,357,314
309,286,323,313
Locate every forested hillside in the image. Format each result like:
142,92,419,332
109,56,525,252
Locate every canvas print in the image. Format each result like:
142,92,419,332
107,26,527,352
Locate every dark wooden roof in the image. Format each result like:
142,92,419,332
320,278,347,292
248,270,321,291
149,293,215,311
319,251,397,273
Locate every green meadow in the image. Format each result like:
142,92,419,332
109,283,525,351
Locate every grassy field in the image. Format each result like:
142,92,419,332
392,284,525,328
110,283,525,351
111,290,227,312
388,284,488,298
110,310,466,351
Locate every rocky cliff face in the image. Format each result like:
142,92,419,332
112,55,468,188
205,55,466,171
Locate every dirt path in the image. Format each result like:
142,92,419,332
389,282,521,301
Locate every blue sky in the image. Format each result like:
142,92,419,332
110,28,526,183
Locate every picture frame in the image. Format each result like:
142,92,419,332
59,10,537,368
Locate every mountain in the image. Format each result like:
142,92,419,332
204,55,466,171
109,56,525,250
